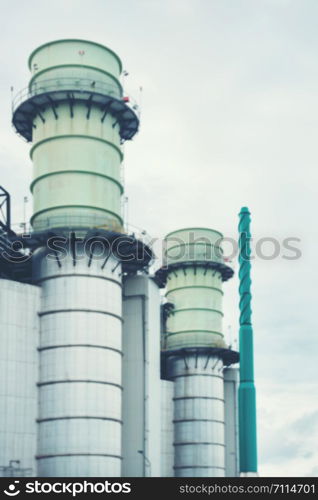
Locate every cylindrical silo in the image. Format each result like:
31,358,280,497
162,228,237,477
33,245,122,476
12,39,147,477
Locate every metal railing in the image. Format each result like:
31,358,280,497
12,77,140,117
11,216,154,247
0,460,33,477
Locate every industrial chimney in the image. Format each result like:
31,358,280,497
159,228,239,477
12,39,151,477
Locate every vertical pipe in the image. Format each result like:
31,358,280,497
238,207,257,475
6,191,11,232
224,367,239,477
160,380,174,477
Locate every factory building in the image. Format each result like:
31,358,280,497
0,39,256,478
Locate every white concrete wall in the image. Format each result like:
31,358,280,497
122,275,161,477
0,279,40,476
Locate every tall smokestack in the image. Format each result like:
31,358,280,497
12,39,151,477
159,228,238,477
238,207,258,476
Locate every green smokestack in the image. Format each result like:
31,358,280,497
238,207,258,475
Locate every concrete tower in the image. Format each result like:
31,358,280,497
12,39,151,477
159,228,238,477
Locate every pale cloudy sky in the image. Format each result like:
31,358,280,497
0,0,318,477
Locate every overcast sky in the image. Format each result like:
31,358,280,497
1,0,318,477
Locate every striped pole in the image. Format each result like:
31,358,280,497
238,207,258,475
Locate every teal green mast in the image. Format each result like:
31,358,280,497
238,207,258,474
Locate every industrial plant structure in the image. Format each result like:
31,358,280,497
0,39,257,477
